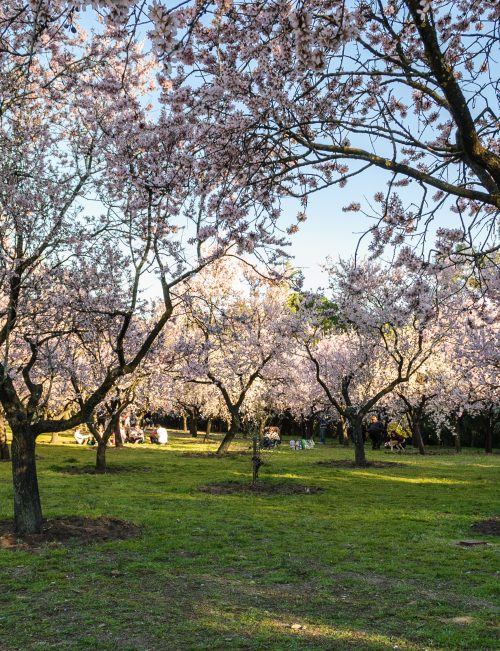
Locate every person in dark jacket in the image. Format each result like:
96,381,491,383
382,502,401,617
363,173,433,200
319,418,328,444
367,415,385,450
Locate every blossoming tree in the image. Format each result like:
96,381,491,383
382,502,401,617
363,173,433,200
172,258,298,454
301,259,454,465
0,8,286,533
186,0,499,262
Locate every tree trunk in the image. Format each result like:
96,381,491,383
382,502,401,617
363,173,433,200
113,415,123,448
485,427,493,454
203,418,212,442
216,411,239,455
455,415,464,453
216,429,235,455
336,420,343,445
411,419,426,455
484,411,493,454
188,411,198,438
251,435,262,486
10,423,43,534
338,416,349,446
299,414,306,439
349,416,367,467
182,413,187,432
95,440,107,473
50,432,60,444
0,412,10,461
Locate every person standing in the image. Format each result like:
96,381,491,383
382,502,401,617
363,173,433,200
319,418,328,444
367,415,385,450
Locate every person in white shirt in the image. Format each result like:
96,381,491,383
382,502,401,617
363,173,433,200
156,426,168,445
74,428,92,445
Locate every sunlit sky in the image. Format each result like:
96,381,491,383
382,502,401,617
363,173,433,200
282,191,371,290
281,172,459,291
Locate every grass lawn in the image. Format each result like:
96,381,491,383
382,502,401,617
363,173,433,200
0,431,498,650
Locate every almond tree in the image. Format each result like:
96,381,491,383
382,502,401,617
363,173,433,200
0,12,285,533
301,259,453,465
172,258,298,454
390,356,448,454
187,0,499,264
425,270,499,451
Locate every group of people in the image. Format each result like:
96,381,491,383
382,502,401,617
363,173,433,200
260,426,281,449
149,425,169,445
120,412,143,443
260,417,405,452
74,413,405,451
73,414,169,446
119,413,168,445
73,428,94,445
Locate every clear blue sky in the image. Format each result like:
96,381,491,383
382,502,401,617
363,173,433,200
282,189,371,290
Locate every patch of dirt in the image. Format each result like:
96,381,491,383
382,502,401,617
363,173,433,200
457,539,488,547
471,516,500,536
0,516,141,550
49,464,151,475
198,480,324,495
182,451,249,458
317,460,404,468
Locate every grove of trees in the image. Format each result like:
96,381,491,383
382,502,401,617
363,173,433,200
0,1,498,533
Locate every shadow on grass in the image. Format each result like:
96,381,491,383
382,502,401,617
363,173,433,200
182,451,250,458
48,464,152,475
317,460,404,469
198,480,325,495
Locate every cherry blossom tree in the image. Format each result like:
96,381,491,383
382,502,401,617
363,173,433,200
391,358,447,454
186,0,499,264
167,376,224,438
15,1,497,263
427,269,499,451
301,259,454,465
0,13,287,533
172,258,298,454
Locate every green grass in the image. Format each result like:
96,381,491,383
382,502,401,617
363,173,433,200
0,432,499,650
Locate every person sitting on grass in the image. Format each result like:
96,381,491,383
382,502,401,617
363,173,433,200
367,415,385,450
157,426,168,444
151,426,168,445
127,428,145,444
260,426,281,449
74,428,93,445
